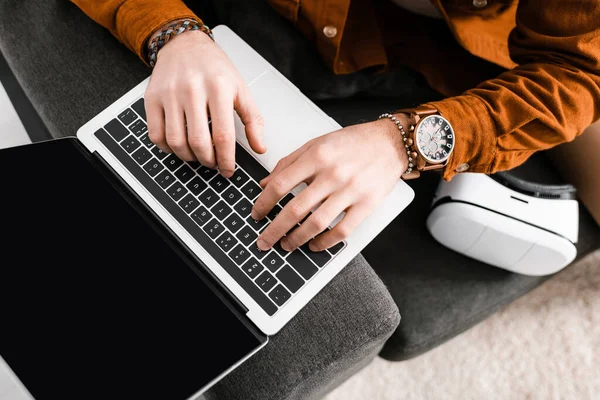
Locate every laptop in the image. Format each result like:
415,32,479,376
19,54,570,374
0,25,414,399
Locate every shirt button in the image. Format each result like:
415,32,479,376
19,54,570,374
323,25,338,38
455,163,470,173
472,0,488,7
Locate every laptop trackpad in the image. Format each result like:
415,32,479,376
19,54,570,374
235,70,340,171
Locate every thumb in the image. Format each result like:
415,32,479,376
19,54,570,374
234,86,266,154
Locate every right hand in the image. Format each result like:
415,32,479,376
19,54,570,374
145,29,265,178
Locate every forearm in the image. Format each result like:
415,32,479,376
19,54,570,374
70,0,199,63
427,0,600,181
426,63,600,180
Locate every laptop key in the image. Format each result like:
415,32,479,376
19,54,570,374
234,198,253,218
178,194,200,214
262,252,284,273
191,206,212,227
276,265,304,293
236,226,258,247
269,284,291,306
167,182,187,202
132,147,152,165
139,133,153,148
240,181,261,200
174,164,195,183
211,200,233,220
143,158,164,177
128,119,147,137
249,244,269,260
279,193,295,207
163,154,184,172
231,168,250,188
104,118,129,142
241,258,264,279
267,205,282,221
154,170,175,189
328,241,345,255
120,135,141,153
256,271,277,293
131,98,146,121
273,241,290,258
222,186,243,206
151,146,169,160
203,218,225,239
287,250,318,280
229,244,251,266
198,166,218,181
246,216,268,231
118,108,137,126
224,213,244,233
186,177,207,196
235,142,269,182
216,231,238,252
300,243,332,268
209,174,230,193
198,188,219,208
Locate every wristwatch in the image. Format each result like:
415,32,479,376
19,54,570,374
396,106,455,179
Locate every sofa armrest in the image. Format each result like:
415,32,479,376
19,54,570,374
0,50,52,142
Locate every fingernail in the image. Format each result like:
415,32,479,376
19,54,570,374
251,209,260,220
257,239,270,251
309,241,320,252
281,239,293,252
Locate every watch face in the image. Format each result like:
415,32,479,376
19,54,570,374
415,115,455,163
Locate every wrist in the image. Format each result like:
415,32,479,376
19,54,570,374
146,19,214,67
373,115,410,177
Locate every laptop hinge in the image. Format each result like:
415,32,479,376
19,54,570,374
85,147,251,319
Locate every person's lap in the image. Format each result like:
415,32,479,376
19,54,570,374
550,122,600,225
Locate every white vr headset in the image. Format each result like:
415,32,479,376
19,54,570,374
427,172,579,276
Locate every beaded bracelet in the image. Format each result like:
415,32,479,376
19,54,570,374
378,113,414,176
147,19,214,67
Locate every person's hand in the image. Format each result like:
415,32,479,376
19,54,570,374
252,118,409,252
145,29,265,178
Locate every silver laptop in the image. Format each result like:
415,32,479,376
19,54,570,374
0,25,413,399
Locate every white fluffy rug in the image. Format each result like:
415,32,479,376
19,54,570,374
326,251,600,400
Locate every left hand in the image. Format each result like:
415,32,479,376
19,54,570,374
252,117,409,252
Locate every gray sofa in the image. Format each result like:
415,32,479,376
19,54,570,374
1,1,599,399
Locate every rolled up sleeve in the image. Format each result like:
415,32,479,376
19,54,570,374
70,0,200,63
427,0,600,180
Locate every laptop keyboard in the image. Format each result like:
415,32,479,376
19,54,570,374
93,97,346,316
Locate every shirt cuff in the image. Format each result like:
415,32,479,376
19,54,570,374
115,0,201,65
424,95,497,181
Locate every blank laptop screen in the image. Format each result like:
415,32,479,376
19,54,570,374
0,139,265,399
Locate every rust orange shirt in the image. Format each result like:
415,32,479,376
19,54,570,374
71,0,600,180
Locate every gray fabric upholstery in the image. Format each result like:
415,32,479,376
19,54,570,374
0,3,400,399
0,1,150,139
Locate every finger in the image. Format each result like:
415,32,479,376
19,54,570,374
185,101,216,168
252,157,314,220
309,203,372,251
208,91,236,177
256,178,333,251
281,190,351,251
145,97,171,153
235,86,266,154
259,142,311,188
164,103,196,161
